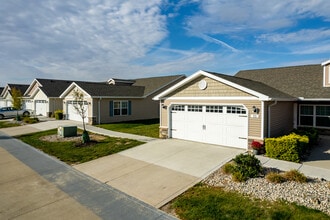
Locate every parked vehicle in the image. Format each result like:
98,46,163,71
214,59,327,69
0,107,30,119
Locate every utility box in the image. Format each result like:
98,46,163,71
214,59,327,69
58,126,77,137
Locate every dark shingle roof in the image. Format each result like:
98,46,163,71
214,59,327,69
36,79,75,97
133,75,185,96
205,71,295,99
75,75,185,98
235,64,330,99
8,84,29,95
75,81,145,97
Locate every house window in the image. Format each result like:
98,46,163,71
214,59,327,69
300,105,313,126
316,106,330,127
299,105,330,127
110,100,131,116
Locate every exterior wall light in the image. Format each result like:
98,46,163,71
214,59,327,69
252,106,259,114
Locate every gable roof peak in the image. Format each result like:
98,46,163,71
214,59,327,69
321,59,330,66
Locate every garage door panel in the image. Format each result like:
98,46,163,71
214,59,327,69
35,100,47,116
204,124,225,145
184,112,203,141
67,102,88,122
170,105,248,149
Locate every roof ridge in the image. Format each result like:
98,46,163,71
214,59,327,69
238,63,320,72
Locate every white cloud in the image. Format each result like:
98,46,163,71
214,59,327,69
257,29,330,43
0,0,167,84
186,0,330,34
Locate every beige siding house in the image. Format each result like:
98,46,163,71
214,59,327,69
60,75,185,124
0,84,29,108
154,60,330,150
24,79,74,116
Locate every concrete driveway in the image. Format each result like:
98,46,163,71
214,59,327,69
74,139,245,208
303,135,330,169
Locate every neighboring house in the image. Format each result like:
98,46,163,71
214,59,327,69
24,79,74,116
236,61,330,131
60,75,185,124
0,87,4,107
153,60,330,150
0,84,29,108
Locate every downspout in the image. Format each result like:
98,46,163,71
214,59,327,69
268,100,277,137
98,98,102,125
260,101,265,139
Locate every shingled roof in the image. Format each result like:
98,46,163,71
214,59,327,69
205,71,295,99
133,75,185,96
235,64,330,99
35,79,75,97
71,75,185,98
7,84,29,95
75,81,145,97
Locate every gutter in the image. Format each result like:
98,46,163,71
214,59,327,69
267,100,277,137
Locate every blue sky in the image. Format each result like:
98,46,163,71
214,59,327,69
1,0,330,87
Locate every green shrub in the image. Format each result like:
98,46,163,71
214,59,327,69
265,133,308,163
231,154,262,182
266,172,286,183
54,110,63,120
283,170,307,183
222,162,235,174
232,171,248,182
292,127,319,149
22,117,39,124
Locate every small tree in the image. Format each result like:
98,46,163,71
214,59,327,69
11,87,23,121
72,89,90,143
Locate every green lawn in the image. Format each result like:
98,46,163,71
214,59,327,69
171,184,330,220
96,118,160,138
18,129,144,165
0,120,21,128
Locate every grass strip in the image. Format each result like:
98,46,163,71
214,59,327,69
96,119,159,138
18,129,143,165
172,184,330,220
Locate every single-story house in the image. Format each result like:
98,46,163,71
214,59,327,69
153,60,330,149
0,84,29,108
60,75,185,124
24,78,74,116
0,87,4,107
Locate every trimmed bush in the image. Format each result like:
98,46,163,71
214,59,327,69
292,127,319,149
231,154,262,182
55,110,63,120
265,133,309,163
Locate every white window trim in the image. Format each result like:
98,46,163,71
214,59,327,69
113,100,129,116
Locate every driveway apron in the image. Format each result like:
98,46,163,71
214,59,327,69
74,139,245,208
0,132,175,220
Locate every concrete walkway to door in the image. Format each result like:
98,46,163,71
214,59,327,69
74,139,245,208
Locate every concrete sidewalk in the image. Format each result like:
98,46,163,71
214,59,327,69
257,155,330,180
0,119,155,143
0,132,176,220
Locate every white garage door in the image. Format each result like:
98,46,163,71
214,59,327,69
67,101,88,122
35,100,47,116
170,105,248,149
